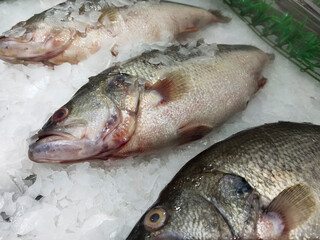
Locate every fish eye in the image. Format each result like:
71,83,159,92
52,107,68,122
236,178,253,195
143,207,167,231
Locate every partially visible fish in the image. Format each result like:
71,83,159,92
126,122,320,240
28,42,272,163
0,0,230,65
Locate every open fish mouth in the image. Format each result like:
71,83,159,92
0,28,76,63
34,130,78,143
28,131,84,163
28,128,112,163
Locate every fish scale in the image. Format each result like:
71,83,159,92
201,122,320,239
29,43,271,164
0,0,229,65
127,122,320,239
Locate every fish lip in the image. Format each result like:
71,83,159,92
33,130,78,143
28,130,82,163
28,138,84,163
28,130,106,163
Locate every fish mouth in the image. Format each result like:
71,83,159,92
35,130,78,143
28,128,111,163
28,130,88,163
0,28,75,63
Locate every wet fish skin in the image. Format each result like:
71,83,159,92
0,0,230,65
126,122,320,240
28,43,272,163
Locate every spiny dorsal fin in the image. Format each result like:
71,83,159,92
150,69,189,103
265,184,316,232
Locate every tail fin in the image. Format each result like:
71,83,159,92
210,10,232,23
267,53,275,62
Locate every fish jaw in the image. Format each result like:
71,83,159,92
29,139,92,163
28,112,137,163
28,129,103,163
28,117,118,163
0,26,75,63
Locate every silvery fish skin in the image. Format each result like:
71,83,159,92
126,122,320,240
0,0,230,65
28,43,272,163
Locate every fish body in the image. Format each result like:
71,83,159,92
28,43,271,163
126,122,320,240
0,0,229,65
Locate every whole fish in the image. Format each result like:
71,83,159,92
28,42,272,163
126,122,320,240
0,0,230,65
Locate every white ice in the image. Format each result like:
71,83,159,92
0,0,319,240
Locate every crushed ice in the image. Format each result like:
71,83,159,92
0,0,319,240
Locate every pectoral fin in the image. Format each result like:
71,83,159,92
177,124,213,145
257,184,316,239
150,69,189,104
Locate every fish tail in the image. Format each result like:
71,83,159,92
209,10,231,23
267,53,275,62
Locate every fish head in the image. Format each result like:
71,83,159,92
29,73,142,163
126,173,260,239
126,195,233,240
0,13,75,63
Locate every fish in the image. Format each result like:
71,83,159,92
0,0,230,65
28,42,272,163
126,122,320,240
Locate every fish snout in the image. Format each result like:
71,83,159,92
0,27,75,63
28,130,83,163
28,140,82,163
